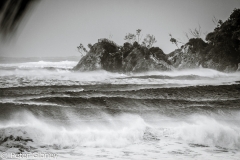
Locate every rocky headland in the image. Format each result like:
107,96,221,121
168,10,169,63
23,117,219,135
73,40,172,72
74,9,240,73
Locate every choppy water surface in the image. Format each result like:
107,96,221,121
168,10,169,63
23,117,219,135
0,59,240,160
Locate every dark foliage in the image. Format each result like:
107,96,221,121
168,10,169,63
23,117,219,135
149,47,163,53
204,8,240,64
95,39,169,72
122,42,133,58
101,41,118,53
88,43,92,49
133,41,140,48
99,41,119,70
186,38,207,53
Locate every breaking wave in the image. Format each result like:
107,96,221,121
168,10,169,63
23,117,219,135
0,111,239,150
0,111,147,148
0,64,239,88
167,114,240,149
1,59,240,159
0,60,77,70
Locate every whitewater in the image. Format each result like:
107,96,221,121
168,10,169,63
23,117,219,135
0,58,240,160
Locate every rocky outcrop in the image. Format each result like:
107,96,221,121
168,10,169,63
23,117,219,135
159,9,240,72
73,41,171,72
0,135,35,153
73,43,104,71
167,7,240,73
122,47,171,72
74,9,240,73
167,38,238,72
167,45,204,69
167,38,239,72
74,36,239,73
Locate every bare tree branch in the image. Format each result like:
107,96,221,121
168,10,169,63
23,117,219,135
212,16,219,25
184,32,190,40
189,24,202,38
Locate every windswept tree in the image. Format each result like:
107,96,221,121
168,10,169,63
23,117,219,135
77,43,87,56
143,34,157,48
124,33,136,44
212,17,223,32
136,29,142,43
169,34,179,49
184,32,190,40
189,24,202,38
87,43,92,49
212,16,223,27
212,16,219,26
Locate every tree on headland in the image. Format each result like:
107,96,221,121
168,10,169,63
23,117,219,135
212,16,223,28
204,8,240,62
212,18,223,33
87,43,92,49
189,24,202,38
124,33,136,44
77,43,87,56
212,16,219,26
169,34,179,49
143,34,157,48
133,41,140,48
183,24,204,41
124,29,142,44
136,29,142,43
184,32,190,40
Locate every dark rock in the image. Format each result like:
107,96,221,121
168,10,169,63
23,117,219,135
1,135,33,144
73,40,172,72
2,135,14,143
168,8,240,73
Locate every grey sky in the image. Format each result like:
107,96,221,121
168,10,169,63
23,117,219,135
1,0,240,57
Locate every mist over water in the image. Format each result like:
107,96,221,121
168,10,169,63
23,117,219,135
0,60,239,88
0,58,240,159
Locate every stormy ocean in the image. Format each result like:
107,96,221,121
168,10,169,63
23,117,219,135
0,57,240,160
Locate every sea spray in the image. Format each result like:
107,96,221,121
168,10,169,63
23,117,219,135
161,114,240,149
0,111,147,148
1,59,240,159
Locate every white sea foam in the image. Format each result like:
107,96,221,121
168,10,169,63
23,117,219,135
164,115,240,149
0,60,77,69
0,110,240,160
0,111,147,148
0,69,126,88
0,66,239,88
1,111,239,149
1,60,240,160
133,68,230,78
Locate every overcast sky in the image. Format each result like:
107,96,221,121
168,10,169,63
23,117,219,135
0,0,240,57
